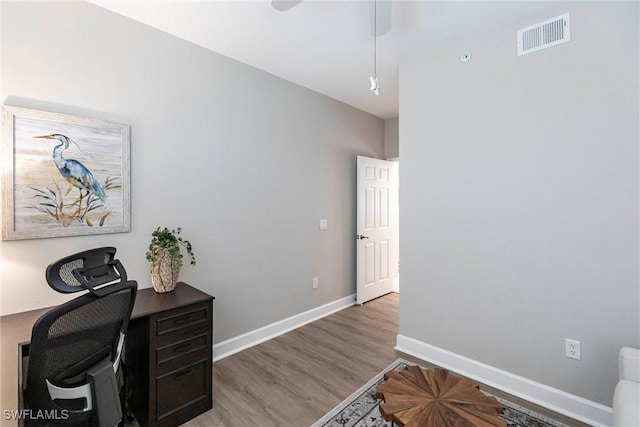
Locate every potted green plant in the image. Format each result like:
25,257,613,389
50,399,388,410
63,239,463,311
146,227,196,293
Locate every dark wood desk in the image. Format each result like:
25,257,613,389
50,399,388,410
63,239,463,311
2,282,214,427
126,283,214,427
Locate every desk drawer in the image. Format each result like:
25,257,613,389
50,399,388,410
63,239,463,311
156,332,208,365
156,358,208,419
154,304,209,337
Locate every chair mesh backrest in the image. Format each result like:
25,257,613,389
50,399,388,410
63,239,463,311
26,284,136,415
44,290,132,384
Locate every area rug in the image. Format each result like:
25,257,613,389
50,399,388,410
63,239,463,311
312,359,570,427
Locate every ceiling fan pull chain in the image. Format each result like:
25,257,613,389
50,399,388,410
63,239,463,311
370,0,380,96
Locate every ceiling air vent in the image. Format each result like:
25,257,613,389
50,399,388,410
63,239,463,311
517,13,570,56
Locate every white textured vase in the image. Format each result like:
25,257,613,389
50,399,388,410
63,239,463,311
150,248,181,293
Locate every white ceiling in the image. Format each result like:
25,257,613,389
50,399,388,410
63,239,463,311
89,0,554,119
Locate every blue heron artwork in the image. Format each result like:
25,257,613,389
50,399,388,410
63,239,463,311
34,134,108,202
2,106,130,240
26,132,119,227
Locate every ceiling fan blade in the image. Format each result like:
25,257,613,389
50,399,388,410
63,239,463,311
271,0,303,12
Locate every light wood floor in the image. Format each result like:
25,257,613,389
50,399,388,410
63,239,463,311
183,293,588,427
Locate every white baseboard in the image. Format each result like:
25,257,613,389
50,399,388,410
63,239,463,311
213,294,356,361
395,334,612,427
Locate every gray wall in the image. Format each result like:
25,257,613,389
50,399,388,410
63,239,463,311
400,1,638,406
384,117,399,159
0,1,384,344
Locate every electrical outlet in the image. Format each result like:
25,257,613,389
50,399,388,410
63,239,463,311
312,277,319,289
565,338,581,360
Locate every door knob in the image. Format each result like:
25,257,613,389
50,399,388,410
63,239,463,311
356,234,369,240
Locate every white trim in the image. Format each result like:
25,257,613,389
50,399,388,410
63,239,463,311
395,334,612,427
213,294,356,361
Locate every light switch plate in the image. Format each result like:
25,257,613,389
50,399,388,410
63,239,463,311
319,219,328,230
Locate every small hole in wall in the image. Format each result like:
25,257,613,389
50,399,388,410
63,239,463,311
461,51,472,62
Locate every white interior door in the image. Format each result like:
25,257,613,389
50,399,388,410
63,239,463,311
357,156,397,304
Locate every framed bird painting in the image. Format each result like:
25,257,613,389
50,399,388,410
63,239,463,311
2,105,131,240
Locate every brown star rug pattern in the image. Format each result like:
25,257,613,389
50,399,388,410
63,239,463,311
312,359,571,427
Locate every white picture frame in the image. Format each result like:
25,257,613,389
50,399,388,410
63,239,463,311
2,106,131,240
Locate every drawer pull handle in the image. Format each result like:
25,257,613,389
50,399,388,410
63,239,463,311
174,369,192,380
174,316,193,326
173,343,193,354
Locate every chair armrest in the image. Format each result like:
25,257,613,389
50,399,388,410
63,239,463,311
619,347,640,382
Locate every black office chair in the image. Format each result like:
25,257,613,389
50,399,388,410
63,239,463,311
23,247,137,427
